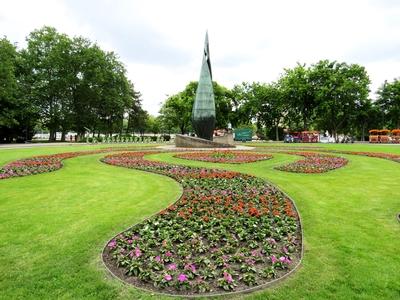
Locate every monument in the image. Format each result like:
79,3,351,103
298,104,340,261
175,32,233,148
192,31,216,141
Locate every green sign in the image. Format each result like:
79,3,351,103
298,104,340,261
234,128,252,141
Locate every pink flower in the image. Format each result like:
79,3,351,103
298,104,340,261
164,274,172,281
134,247,141,257
155,256,161,262
283,246,289,254
167,263,177,270
185,263,196,272
245,258,255,265
107,240,116,249
177,274,187,282
165,251,172,257
223,272,233,283
279,256,286,263
127,239,133,244
271,255,278,264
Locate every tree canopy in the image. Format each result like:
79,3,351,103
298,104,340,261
1,26,398,143
0,26,145,142
376,79,400,128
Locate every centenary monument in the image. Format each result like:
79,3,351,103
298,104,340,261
175,32,233,148
192,31,216,141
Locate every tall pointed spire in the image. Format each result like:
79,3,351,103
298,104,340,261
192,31,216,141
204,31,212,79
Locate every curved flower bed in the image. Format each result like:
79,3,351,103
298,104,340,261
275,152,348,173
174,151,272,164
101,152,302,296
323,150,400,164
0,147,149,180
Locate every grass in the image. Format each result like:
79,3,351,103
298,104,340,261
1,143,400,299
0,149,182,299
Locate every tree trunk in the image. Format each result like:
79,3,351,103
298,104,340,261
49,129,56,142
303,113,308,131
361,124,365,142
61,131,66,142
333,130,338,143
275,124,279,141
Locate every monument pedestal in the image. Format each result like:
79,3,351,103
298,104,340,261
175,134,234,148
213,132,234,145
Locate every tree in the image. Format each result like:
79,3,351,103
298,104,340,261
253,82,285,141
310,60,370,141
376,79,400,128
279,63,316,130
159,93,192,134
146,115,161,135
23,27,75,141
354,99,382,141
159,81,233,134
230,82,258,127
0,38,19,130
0,37,20,142
0,37,38,142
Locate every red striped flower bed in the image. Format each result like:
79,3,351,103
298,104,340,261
324,150,400,163
0,151,95,179
275,152,348,173
0,147,148,180
175,151,272,164
101,152,302,296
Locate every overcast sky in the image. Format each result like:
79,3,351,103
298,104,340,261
1,0,399,115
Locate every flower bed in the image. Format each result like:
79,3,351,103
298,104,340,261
0,147,150,180
174,151,272,164
101,152,302,296
323,150,400,163
275,152,348,173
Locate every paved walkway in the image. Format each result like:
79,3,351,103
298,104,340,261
0,142,79,150
157,145,255,151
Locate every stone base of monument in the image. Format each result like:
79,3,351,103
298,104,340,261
175,134,234,148
213,133,234,145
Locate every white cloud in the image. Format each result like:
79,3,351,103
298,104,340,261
1,0,399,114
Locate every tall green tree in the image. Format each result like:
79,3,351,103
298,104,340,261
128,107,149,135
253,82,285,141
354,99,382,141
22,27,141,141
0,38,19,130
23,27,74,141
0,37,20,142
0,37,37,142
279,63,316,130
311,60,370,141
376,79,400,128
230,82,258,127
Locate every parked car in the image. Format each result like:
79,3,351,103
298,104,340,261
284,134,293,143
320,136,335,143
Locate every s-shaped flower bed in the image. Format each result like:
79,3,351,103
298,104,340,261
174,151,272,164
0,147,151,180
275,151,348,173
321,150,400,164
101,152,302,296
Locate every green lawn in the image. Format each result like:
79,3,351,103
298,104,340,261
0,143,399,299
